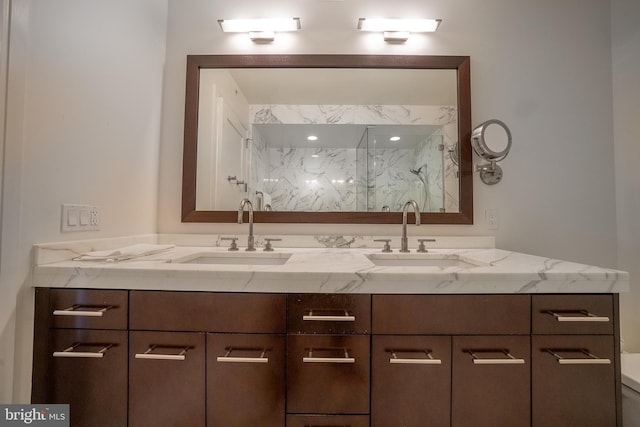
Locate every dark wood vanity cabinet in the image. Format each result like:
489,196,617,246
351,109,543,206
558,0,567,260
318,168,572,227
129,290,287,427
286,294,371,418
32,288,128,427
372,294,531,427
531,294,619,427
33,289,622,426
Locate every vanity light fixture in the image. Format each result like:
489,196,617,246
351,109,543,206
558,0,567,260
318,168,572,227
218,18,301,42
357,18,441,42
471,119,512,185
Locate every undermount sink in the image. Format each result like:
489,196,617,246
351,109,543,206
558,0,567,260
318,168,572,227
169,252,292,265
365,253,483,268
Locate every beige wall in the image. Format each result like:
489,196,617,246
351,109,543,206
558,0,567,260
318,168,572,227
160,0,618,268
612,0,640,352
0,0,168,402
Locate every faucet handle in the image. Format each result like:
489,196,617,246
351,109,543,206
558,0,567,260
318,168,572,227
417,239,436,253
374,239,393,253
221,237,239,251
263,238,282,252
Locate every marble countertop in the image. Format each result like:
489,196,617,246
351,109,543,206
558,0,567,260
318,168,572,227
31,234,629,294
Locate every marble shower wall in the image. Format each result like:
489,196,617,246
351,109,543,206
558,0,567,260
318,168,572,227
250,104,458,212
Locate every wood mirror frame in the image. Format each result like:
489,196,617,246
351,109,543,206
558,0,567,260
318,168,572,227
182,54,473,224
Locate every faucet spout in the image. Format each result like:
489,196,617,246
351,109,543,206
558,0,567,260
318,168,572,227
238,198,255,251
401,200,421,252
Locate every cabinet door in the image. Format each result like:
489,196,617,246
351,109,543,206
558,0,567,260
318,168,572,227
452,335,530,427
287,335,370,414
371,335,451,427
532,335,616,426
129,331,205,427
48,329,127,427
286,414,370,427
207,333,285,427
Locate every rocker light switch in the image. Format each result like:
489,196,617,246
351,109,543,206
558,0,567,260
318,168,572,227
62,204,100,232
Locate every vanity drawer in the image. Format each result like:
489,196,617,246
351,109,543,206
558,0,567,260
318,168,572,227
532,294,613,335
50,289,128,330
129,291,285,333
287,335,370,414
372,294,530,335
287,294,371,334
286,414,370,427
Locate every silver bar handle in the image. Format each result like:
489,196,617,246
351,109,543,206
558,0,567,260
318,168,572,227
216,348,269,364
135,345,188,361
303,348,355,364
53,305,112,317
390,350,442,365
303,310,355,322
546,310,609,322
468,349,525,365
53,343,113,358
546,349,611,365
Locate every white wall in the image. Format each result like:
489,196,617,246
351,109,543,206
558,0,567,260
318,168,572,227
612,0,640,352
159,0,618,267
0,0,168,403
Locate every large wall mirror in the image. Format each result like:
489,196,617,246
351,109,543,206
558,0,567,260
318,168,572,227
183,55,472,224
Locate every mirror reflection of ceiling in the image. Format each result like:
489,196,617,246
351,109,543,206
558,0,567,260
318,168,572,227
253,124,443,149
227,68,457,105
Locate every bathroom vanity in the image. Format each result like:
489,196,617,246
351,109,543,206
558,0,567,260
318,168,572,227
30,236,629,426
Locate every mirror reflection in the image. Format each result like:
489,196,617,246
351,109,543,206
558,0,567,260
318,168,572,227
196,68,459,213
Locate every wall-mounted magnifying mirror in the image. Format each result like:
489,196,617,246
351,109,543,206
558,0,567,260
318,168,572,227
471,119,512,185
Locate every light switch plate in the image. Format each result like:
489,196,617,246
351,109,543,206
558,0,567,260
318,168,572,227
486,209,499,230
61,204,100,232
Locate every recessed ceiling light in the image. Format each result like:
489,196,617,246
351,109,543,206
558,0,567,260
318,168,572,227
390,136,401,142
307,135,318,141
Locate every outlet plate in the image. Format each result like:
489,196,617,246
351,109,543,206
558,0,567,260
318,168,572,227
62,204,100,232
486,209,499,230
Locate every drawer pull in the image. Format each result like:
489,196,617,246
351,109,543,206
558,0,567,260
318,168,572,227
303,348,355,364
135,345,188,361
467,349,525,365
545,310,609,322
53,305,113,317
217,348,269,363
389,349,442,365
303,309,355,322
53,343,114,358
546,349,611,365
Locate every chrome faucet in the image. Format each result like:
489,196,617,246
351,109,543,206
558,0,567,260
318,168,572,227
400,200,421,252
238,198,255,251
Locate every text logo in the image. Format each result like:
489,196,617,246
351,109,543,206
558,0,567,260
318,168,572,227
0,405,69,426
